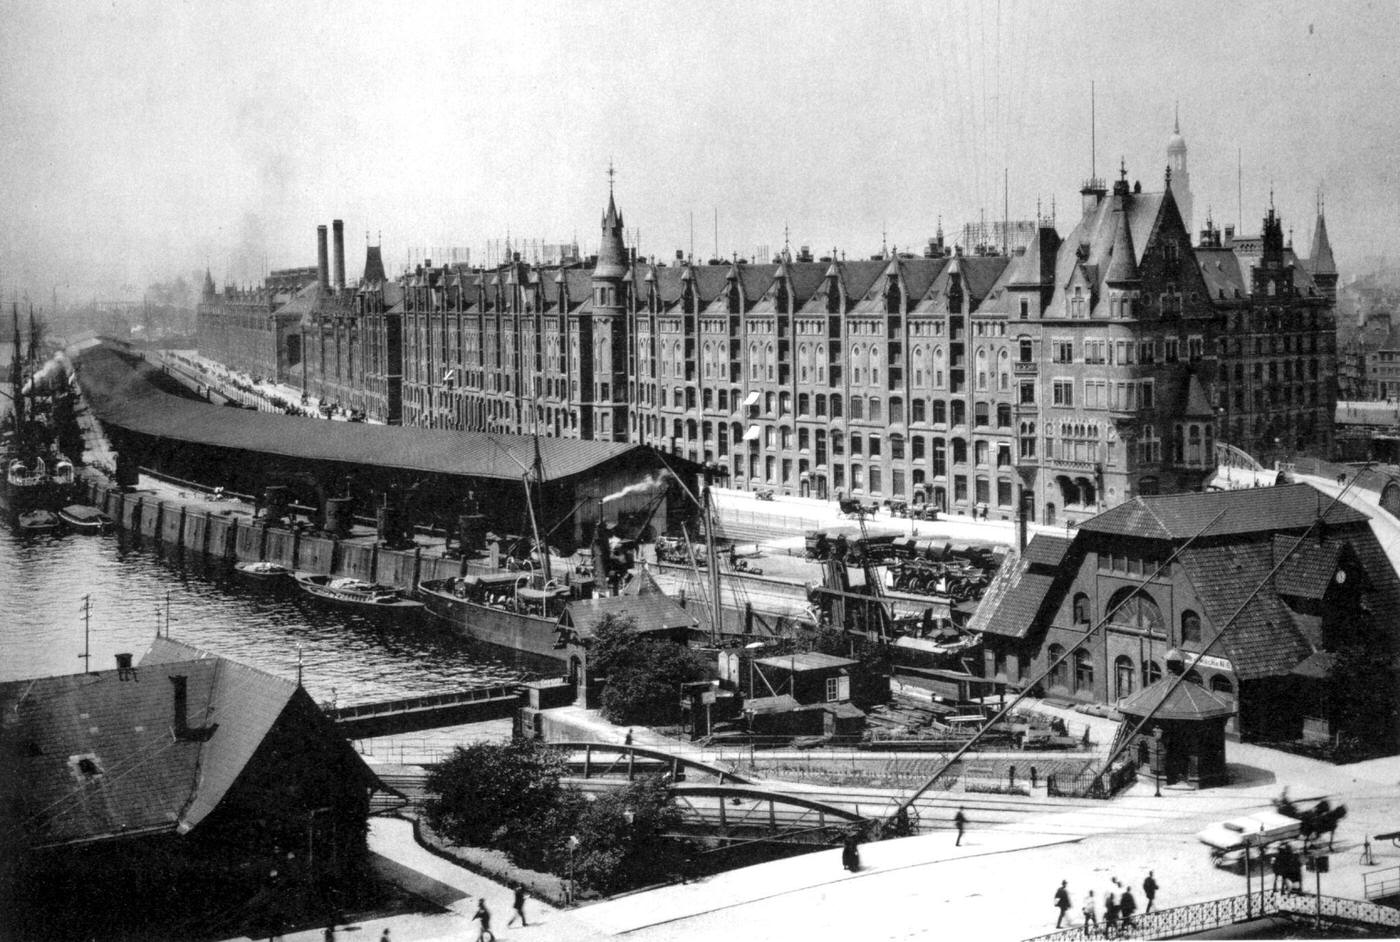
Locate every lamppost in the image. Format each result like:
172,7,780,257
566,834,580,905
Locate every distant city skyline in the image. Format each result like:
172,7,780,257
2,0,1397,299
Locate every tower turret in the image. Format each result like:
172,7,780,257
1167,105,1193,235
1308,199,1338,303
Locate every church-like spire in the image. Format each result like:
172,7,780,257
1309,199,1337,278
594,163,628,281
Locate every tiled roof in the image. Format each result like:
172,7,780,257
1290,650,1335,679
970,567,1058,640
1195,248,1247,301
563,594,698,638
1078,484,1368,540
1180,373,1214,417
0,640,376,850
1272,536,1344,600
1023,534,1073,568
1176,542,1311,680
74,345,650,483
1117,677,1234,720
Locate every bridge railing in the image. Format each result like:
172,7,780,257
329,684,521,721
1025,891,1400,941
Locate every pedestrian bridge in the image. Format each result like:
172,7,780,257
551,740,752,785
1024,890,1400,941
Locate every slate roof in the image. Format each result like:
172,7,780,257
562,593,698,639
73,345,650,483
1117,677,1234,720
0,638,377,850
1078,484,1367,540
1309,213,1337,277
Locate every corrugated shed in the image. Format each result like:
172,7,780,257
562,594,698,638
74,345,648,483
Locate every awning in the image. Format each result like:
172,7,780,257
743,424,762,441
743,391,761,407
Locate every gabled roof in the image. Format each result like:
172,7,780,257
0,639,377,850
562,594,698,639
362,245,387,285
1077,484,1367,541
1117,677,1234,721
1180,373,1214,417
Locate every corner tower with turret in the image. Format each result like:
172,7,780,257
587,176,632,441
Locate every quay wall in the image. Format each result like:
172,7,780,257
79,474,444,594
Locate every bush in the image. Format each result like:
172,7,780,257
591,614,707,726
422,739,569,861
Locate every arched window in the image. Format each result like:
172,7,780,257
1143,660,1162,685
1184,670,1203,686
1048,644,1068,690
1072,593,1090,624
831,394,843,418
1115,655,1135,700
1107,586,1166,634
1210,675,1234,699
1075,649,1094,693
851,344,864,385
1181,610,1202,644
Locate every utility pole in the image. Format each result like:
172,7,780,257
79,594,92,672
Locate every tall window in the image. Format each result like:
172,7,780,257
1075,649,1094,693
1181,610,1202,644
1049,644,1068,690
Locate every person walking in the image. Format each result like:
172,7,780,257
1120,886,1137,930
954,807,967,846
1054,880,1072,928
1143,870,1158,913
323,928,336,942
380,931,391,942
1104,890,1120,938
1082,890,1099,931
473,898,495,942
624,728,633,746
507,883,528,927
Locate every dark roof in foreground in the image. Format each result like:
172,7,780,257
563,593,698,638
1117,677,1234,721
0,638,378,850
1078,484,1368,540
72,344,650,483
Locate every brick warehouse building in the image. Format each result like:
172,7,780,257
196,129,1339,524
967,484,1400,752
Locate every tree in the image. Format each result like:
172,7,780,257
549,777,687,895
590,615,707,725
422,739,569,859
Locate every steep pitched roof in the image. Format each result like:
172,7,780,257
1272,536,1345,600
1078,484,1367,540
1022,534,1073,568
1180,373,1214,417
0,640,377,850
1176,542,1312,680
362,245,387,284
1308,213,1337,277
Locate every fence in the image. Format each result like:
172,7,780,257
1025,890,1400,941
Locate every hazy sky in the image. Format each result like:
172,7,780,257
2,0,1397,301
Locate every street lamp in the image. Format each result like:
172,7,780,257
566,834,580,904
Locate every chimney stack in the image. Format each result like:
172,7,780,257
170,675,190,738
317,225,330,291
115,652,134,680
332,219,346,291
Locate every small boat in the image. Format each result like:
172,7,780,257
58,504,114,534
293,572,424,611
234,560,293,580
16,509,60,532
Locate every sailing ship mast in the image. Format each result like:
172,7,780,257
527,433,553,583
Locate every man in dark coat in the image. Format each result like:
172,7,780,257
1120,886,1138,929
954,807,967,846
1143,871,1158,912
1054,880,1072,927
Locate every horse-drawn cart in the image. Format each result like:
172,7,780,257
1197,810,1302,867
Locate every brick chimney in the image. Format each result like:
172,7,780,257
332,219,346,291
317,225,330,291
169,675,219,742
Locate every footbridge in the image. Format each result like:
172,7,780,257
551,740,751,785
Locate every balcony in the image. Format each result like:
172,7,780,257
1014,361,1038,375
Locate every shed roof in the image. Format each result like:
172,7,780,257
754,651,859,672
563,594,698,638
73,345,649,483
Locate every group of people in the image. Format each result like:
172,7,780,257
1054,872,1157,934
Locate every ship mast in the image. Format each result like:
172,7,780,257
528,434,553,583
10,302,23,435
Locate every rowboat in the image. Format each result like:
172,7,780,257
293,572,423,611
16,509,60,532
234,560,293,580
58,504,114,534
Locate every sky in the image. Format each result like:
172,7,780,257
1,0,1398,302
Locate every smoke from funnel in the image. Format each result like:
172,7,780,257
601,471,672,503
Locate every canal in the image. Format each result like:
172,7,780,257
0,524,534,703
